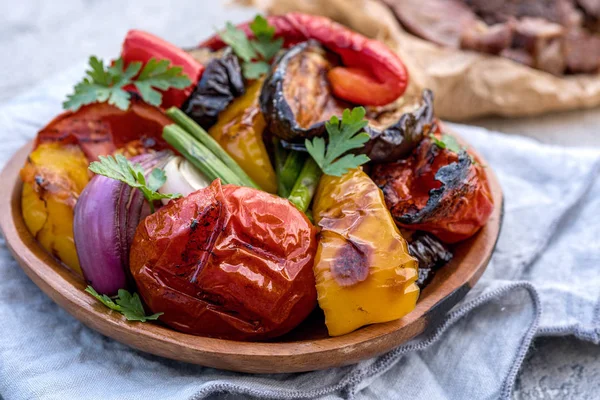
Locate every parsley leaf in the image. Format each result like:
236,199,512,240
429,133,481,166
89,154,181,212
63,56,191,112
305,107,371,177
85,286,163,322
243,61,271,79
218,15,283,79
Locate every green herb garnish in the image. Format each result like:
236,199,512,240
305,107,371,177
89,154,181,212
218,15,283,79
63,56,191,111
429,133,480,165
85,286,163,322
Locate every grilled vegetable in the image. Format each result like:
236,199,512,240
312,168,419,336
74,152,174,295
130,179,318,340
20,143,91,274
261,41,432,162
182,49,245,129
371,135,494,243
121,30,204,108
208,79,277,193
362,90,434,163
408,233,453,288
202,13,409,106
158,156,211,201
164,107,260,189
260,41,347,141
36,99,173,161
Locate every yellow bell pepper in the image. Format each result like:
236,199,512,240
209,79,277,193
20,143,90,275
312,168,419,336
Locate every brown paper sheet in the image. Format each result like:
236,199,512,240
244,0,600,121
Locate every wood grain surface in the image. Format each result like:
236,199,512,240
0,136,503,373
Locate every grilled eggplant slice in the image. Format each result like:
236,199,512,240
183,48,245,129
260,40,347,141
408,233,453,288
261,41,434,162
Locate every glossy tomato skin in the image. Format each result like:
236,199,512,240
130,180,318,341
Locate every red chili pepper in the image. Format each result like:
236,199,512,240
121,30,204,108
370,135,494,243
36,98,173,161
130,179,318,340
201,13,408,106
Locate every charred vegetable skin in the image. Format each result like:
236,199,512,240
260,41,433,162
312,169,419,336
260,41,344,141
202,13,409,106
183,49,245,129
20,144,90,274
362,90,434,163
371,136,494,243
408,233,453,288
130,180,318,340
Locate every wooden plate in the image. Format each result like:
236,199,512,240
0,138,503,373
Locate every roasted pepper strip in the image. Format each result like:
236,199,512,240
20,143,90,275
36,99,173,161
312,168,419,336
130,180,318,340
371,136,494,243
121,30,205,108
201,13,408,106
208,79,277,193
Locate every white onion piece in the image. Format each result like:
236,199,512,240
159,156,211,204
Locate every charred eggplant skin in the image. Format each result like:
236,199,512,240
408,233,453,288
183,49,245,129
362,90,434,163
260,41,342,141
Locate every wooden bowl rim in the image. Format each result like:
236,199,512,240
0,133,503,373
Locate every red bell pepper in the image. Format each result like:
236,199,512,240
121,30,204,108
36,98,173,161
201,13,408,106
370,133,494,243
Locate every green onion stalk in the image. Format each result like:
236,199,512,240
164,107,260,189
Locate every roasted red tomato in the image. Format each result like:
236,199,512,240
129,180,318,340
36,98,172,161
371,136,494,243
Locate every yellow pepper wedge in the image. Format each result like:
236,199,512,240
312,168,419,336
209,79,277,193
20,143,90,275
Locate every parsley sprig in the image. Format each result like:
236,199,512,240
305,107,371,177
89,154,181,212
63,56,191,112
429,133,480,165
219,15,283,79
85,286,163,322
